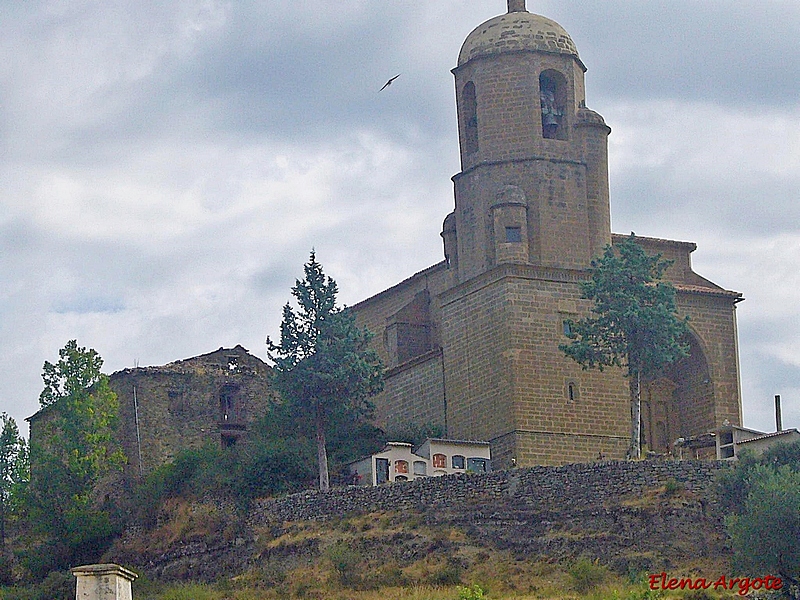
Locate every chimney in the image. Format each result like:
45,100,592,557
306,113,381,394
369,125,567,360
508,0,527,13
775,394,783,432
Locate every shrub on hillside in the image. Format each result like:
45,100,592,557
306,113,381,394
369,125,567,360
568,557,608,593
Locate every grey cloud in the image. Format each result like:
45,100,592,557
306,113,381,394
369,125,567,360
550,1,800,107
2,1,799,436
611,170,800,238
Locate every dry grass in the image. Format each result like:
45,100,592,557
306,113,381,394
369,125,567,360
120,504,736,600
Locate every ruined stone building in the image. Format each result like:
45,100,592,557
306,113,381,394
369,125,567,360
349,1,743,468
109,345,276,479
28,345,275,481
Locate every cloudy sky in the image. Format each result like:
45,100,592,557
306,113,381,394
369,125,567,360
2,0,799,437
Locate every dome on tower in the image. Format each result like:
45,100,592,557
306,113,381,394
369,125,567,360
458,10,581,67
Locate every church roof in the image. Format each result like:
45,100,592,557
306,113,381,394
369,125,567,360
458,10,581,67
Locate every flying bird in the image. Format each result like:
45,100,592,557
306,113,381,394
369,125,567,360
379,74,401,92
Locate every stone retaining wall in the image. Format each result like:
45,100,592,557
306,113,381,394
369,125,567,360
250,460,727,524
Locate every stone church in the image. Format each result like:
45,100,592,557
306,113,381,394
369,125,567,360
349,1,743,468
27,2,744,476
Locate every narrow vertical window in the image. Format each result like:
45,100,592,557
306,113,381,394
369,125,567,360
219,384,237,422
566,380,579,402
463,82,478,154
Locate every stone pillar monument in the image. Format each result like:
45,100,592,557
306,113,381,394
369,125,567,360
72,564,138,600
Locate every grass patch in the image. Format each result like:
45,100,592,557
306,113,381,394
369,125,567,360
568,557,610,593
159,583,219,600
663,478,685,496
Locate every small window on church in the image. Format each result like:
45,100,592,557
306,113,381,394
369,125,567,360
505,226,522,243
563,320,572,336
463,82,478,154
566,381,579,402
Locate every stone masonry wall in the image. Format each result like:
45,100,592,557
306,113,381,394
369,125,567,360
379,350,446,431
119,460,730,582
250,459,726,524
439,264,631,468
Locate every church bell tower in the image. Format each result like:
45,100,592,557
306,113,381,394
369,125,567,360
350,1,743,470
443,0,612,282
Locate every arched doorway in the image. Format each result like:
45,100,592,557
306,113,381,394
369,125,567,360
642,331,714,454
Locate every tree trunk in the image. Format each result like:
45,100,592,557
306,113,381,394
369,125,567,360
315,406,330,492
627,372,641,460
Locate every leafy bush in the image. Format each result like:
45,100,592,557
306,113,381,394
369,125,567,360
727,464,800,584
663,478,683,496
377,563,407,588
131,396,390,535
568,557,608,593
458,583,487,599
719,440,800,587
718,440,800,513
136,416,318,518
326,541,362,587
0,570,74,600
428,558,463,586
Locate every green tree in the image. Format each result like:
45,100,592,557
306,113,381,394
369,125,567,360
560,234,689,459
719,441,800,595
26,340,125,575
0,413,28,581
267,252,384,491
728,465,800,593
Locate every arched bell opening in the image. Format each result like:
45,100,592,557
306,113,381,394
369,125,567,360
539,70,568,140
641,331,714,454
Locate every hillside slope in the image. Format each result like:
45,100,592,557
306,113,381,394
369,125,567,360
107,461,732,596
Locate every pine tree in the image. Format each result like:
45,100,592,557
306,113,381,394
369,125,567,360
0,413,28,581
267,252,384,491
560,234,690,459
